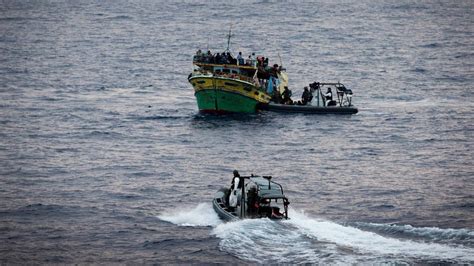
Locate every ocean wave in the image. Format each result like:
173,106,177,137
420,43,441,48
103,15,133,20
132,114,191,121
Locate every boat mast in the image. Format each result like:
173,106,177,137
225,25,233,52
240,175,250,218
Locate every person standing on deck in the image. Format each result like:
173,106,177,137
282,86,293,105
246,55,252,66
250,52,257,67
301,86,312,105
237,52,244,65
229,170,241,208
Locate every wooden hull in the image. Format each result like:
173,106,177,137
189,76,271,114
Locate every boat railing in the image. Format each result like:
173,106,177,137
190,69,213,77
190,70,264,91
193,61,257,71
213,72,255,84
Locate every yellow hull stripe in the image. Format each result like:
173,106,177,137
189,76,271,103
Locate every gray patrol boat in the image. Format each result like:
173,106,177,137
213,171,290,221
260,82,358,114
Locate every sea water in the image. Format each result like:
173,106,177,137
1,0,473,263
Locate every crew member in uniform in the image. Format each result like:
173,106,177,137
229,170,242,207
325,87,336,106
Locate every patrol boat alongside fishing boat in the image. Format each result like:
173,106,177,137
188,29,358,115
213,170,290,221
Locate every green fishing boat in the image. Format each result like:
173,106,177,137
188,30,288,114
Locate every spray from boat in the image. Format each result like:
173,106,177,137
157,202,222,227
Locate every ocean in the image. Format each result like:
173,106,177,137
1,0,473,263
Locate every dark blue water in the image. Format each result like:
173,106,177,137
1,0,473,263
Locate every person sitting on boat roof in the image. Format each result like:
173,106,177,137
237,52,244,65
301,86,313,105
214,53,222,64
282,86,293,105
221,52,230,64
203,50,212,63
222,52,229,64
193,49,202,62
228,52,237,65
251,53,257,67
246,55,252,66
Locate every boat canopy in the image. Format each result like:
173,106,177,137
308,81,355,107
247,176,287,199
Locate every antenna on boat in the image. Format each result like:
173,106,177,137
226,24,233,52
239,174,254,218
263,175,272,189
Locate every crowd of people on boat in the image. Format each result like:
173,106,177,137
193,49,276,69
193,48,284,90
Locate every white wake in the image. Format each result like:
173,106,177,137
157,202,222,227
158,204,474,263
287,210,474,262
